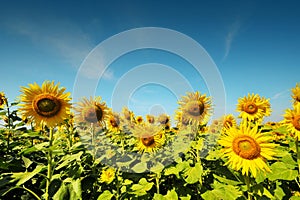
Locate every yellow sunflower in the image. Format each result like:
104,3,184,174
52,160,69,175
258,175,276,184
218,122,277,177
19,81,71,128
146,114,155,124
0,92,7,108
283,104,300,139
178,91,212,125
99,167,115,184
157,113,171,130
121,107,134,123
131,124,165,153
291,83,300,106
135,115,144,124
236,94,271,122
106,111,121,132
174,110,190,128
74,96,108,126
222,114,237,130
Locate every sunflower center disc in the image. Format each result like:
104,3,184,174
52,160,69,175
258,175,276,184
142,136,155,146
84,106,103,123
34,95,61,117
224,120,233,129
187,101,204,116
292,115,300,131
110,118,119,128
233,136,261,160
244,102,258,114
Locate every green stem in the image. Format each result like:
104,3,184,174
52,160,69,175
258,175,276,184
296,139,300,175
155,173,160,195
116,169,120,200
6,103,11,154
45,128,54,200
22,185,42,200
244,174,252,200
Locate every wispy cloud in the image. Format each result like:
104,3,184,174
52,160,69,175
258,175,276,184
1,17,114,80
272,89,290,100
223,19,241,61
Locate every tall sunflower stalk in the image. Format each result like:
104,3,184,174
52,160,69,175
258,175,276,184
45,128,54,200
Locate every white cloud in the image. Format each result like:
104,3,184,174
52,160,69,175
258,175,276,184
272,89,289,100
223,19,241,61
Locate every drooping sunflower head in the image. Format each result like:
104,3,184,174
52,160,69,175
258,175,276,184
237,93,271,122
99,167,115,184
291,83,300,106
0,92,7,109
131,124,165,153
121,107,134,123
222,114,237,130
178,91,212,125
74,96,108,126
106,111,121,132
283,104,300,139
19,81,71,128
218,122,277,177
146,114,155,124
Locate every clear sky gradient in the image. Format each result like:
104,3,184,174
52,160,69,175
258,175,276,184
0,0,299,122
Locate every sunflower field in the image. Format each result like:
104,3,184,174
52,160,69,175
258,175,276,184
0,81,300,200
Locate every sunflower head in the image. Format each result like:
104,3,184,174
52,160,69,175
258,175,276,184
283,104,300,139
19,81,71,128
237,93,271,122
178,91,212,125
222,114,237,130
291,83,300,106
146,114,155,124
106,111,121,132
121,107,134,123
0,92,7,109
218,122,277,177
99,167,115,184
135,116,144,124
74,96,108,126
131,124,165,153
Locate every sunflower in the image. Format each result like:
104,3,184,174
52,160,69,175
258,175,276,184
222,114,237,130
0,92,7,108
74,96,108,126
178,91,212,125
283,104,300,139
291,83,300,106
174,110,190,128
135,115,144,124
121,107,134,123
99,167,115,184
236,94,271,122
106,111,121,132
146,114,155,124
157,113,171,130
218,122,277,177
131,124,165,153
19,81,71,128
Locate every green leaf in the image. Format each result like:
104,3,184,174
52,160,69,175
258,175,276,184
131,162,147,173
201,182,242,200
97,190,113,200
180,195,191,200
53,183,68,200
183,163,203,184
22,156,33,169
150,162,165,174
273,182,285,200
69,178,82,200
164,189,178,200
130,178,154,196
164,166,180,178
213,174,242,186
267,162,298,181
280,152,297,169
56,152,83,170
9,165,45,186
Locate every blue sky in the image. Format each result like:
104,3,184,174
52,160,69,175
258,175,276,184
0,0,299,122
